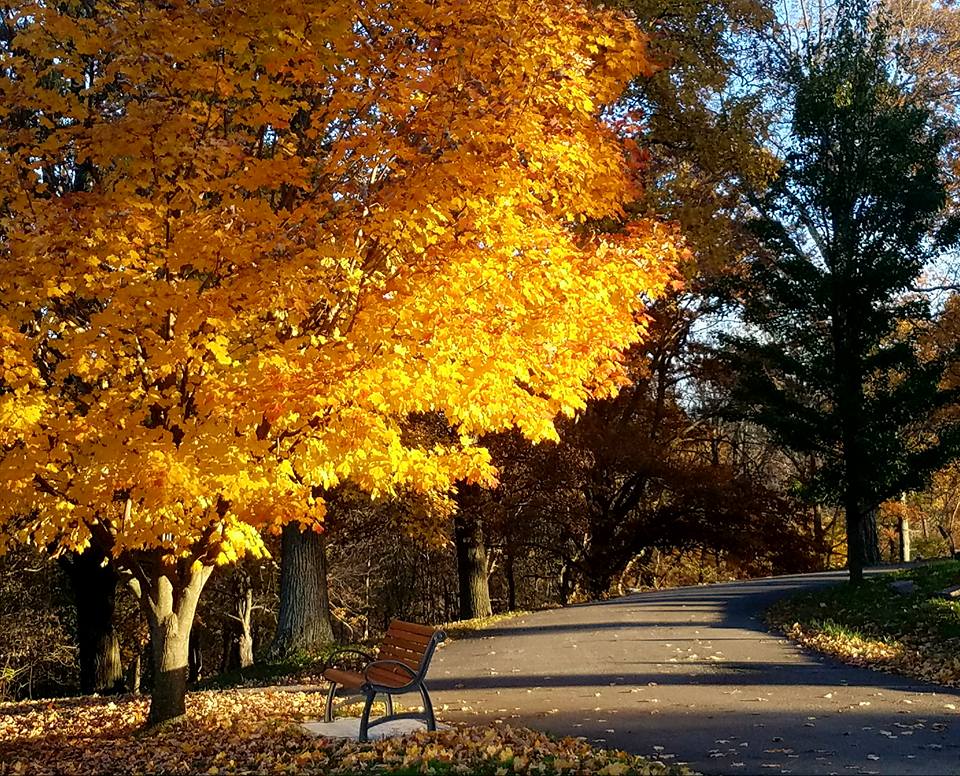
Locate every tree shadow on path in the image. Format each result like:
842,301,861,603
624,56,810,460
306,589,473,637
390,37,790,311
432,568,960,776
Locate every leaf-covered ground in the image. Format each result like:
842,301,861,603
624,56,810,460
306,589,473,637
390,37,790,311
0,689,691,775
440,611,535,641
768,560,960,686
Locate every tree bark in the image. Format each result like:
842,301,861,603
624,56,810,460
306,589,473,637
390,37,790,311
899,500,911,563
269,524,334,658
845,495,881,584
222,564,255,672
125,553,212,726
838,397,880,581
504,548,517,612
60,546,125,695
126,652,141,694
860,507,881,565
844,493,865,585
149,607,191,724
812,504,826,568
581,553,616,600
558,561,574,605
188,629,203,684
454,510,492,620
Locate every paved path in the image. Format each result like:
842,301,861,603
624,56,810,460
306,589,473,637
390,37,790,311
430,571,960,775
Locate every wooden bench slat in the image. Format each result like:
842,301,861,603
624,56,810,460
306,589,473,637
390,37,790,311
384,632,432,651
379,641,425,661
389,620,436,639
366,667,410,688
387,622,432,639
372,657,414,671
368,661,411,676
379,649,421,671
372,661,415,676
379,640,419,656
323,667,365,689
383,633,432,653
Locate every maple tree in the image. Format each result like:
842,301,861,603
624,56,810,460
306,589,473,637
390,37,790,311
0,0,681,723
446,0,779,616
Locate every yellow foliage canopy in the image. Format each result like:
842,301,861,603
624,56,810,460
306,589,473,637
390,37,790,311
0,0,683,564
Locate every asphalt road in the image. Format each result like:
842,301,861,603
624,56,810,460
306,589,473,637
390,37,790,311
429,570,960,775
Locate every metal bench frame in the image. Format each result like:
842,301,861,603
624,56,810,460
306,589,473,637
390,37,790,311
321,624,446,742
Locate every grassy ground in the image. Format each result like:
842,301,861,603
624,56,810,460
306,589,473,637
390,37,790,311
440,611,532,641
767,560,960,686
198,643,347,691
0,689,691,775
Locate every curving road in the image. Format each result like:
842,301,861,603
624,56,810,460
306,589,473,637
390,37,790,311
429,571,960,775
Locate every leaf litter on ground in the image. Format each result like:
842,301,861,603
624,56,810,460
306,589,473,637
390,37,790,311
767,560,960,688
0,689,694,775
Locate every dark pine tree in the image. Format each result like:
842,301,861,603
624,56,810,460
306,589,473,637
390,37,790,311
718,5,960,583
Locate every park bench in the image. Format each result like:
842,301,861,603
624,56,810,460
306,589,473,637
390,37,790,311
321,619,446,742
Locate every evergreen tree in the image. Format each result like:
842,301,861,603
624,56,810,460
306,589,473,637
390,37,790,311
719,5,960,582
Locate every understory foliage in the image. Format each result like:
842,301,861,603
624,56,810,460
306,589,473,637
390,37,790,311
0,0,680,722
0,547,75,700
476,382,819,603
0,690,690,776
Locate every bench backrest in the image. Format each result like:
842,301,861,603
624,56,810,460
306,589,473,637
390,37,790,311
367,620,446,688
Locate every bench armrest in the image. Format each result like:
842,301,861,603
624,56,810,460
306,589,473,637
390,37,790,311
322,647,376,672
363,659,418,691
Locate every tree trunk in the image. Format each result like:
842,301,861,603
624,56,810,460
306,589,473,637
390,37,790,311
860,507,881,565
845,496,881,585
581,555,616,600
504,548,517,612
899,507,911,563
812,504,826,569
269,524,334,658
126,553,212,726
60,547,125,695
558,561,574,605
127,652,141,694
188,629,203,684
149,609,191,724
839,392,879,583
844,497,865,585
222,564,255,672
454,510,492,620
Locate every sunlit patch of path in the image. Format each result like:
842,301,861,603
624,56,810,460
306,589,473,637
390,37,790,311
431,570,960,775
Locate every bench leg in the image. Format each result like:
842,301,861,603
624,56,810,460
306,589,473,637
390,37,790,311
385,693,394,717
324,681,338,723
419,682,436,732
359,690,375,743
